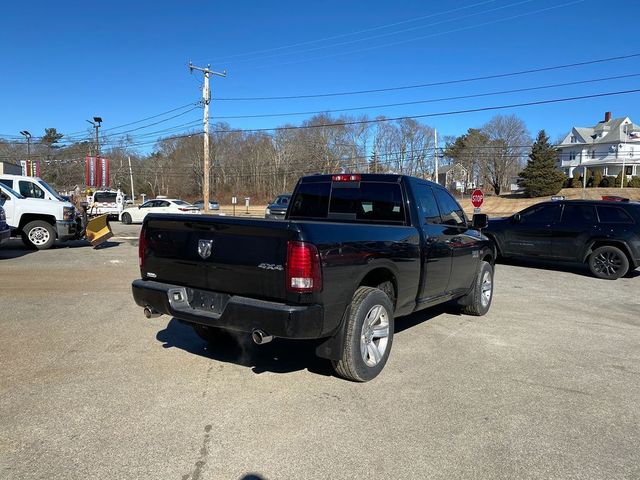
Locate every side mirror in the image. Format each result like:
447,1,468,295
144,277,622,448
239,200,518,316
472,213,488,230
0,192,8,201
138,205,141,209
512,213,522,223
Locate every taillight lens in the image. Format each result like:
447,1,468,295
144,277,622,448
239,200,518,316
332,174,361,182
138,225,146,267
286,241,322,293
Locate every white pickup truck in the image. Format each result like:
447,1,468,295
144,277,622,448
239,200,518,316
0,183,79,249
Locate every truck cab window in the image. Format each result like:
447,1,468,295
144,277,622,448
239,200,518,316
433,188,466,227
415,185,441,224
19,180,45,199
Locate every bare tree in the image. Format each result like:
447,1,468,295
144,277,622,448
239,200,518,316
480,115,530,195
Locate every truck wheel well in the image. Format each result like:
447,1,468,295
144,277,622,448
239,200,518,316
359,268,397,306
587,240,633,266
18,214,57,231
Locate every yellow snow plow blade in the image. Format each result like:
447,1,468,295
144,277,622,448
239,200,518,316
85,214,113,247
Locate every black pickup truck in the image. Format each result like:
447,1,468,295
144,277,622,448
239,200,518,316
132,174,495,381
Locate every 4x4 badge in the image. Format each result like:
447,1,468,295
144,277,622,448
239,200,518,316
198,239,213,259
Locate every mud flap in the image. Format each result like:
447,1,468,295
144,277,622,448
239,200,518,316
85,214,113,247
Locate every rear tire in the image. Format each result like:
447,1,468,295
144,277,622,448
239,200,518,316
22,220,56,250
459,261,494,316
588,246,629,280
332,287,394,382
121,212,132,225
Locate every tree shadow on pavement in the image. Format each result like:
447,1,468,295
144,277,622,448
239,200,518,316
156,318,334,378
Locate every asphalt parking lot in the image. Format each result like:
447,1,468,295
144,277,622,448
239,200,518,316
1,223,639,480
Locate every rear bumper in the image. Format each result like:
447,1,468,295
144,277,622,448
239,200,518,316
132,279,324,339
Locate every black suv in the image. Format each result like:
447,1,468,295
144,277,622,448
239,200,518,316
484,199,640,279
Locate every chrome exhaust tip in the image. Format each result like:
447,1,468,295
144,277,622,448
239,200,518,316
143,306,161,319
251,329,273,345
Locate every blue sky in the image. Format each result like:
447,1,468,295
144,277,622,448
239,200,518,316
1,0,638,151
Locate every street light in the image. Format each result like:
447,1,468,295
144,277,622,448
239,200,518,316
19,130,32,161
86,116,102,161
19,130,33,176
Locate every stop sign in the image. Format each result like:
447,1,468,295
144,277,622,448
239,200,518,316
471,189,484,208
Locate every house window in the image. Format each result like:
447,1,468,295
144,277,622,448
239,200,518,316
625,166,633,175
569,151,576,161
570,135,576,143
590,150,596,159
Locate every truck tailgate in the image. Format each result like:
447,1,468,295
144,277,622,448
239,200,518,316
142,214,294,301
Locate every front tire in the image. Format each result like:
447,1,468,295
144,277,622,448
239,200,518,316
22,220,56,250
332,287,394,382
588,246,629,280
459,261,494,316
121,212,132,225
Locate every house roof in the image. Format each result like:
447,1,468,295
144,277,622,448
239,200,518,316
558,117,640,147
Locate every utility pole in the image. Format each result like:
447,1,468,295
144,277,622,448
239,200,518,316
128,156,135,202
189,61,226,213
622,123,628,189
434,128,439,184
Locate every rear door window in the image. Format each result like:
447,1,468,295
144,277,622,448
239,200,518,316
597,206,634,223
560,204,597,224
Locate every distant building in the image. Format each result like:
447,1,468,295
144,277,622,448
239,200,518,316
557,111,640,179
0,161,21,175
437,163,471,192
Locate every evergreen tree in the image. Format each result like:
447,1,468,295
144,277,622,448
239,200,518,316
593,169,603,188
518,130,566,197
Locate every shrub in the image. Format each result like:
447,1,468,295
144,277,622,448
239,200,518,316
593,169,603,188
627,176,640,188
599,176,614,188
572,175,583,188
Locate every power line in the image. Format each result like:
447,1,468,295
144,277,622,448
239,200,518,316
222,0,536,66
215,52,640,101
244,0,586,71
212,73,640,120
211,0,501,62
207,88,640,134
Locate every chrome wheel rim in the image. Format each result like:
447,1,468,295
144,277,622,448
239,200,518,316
480,270,492,307
28,226,50,246
360,304,390,367
593,251,623,277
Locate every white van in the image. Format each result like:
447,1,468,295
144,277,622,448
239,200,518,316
0,174,67,202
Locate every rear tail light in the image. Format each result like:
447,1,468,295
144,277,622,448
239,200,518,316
178,207,192,211
286,241,322,293
332,174,361,182
138,225,146,267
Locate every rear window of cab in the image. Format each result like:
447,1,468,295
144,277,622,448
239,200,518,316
289,181,406,224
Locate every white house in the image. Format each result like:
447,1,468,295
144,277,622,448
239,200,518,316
557,112,640,179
